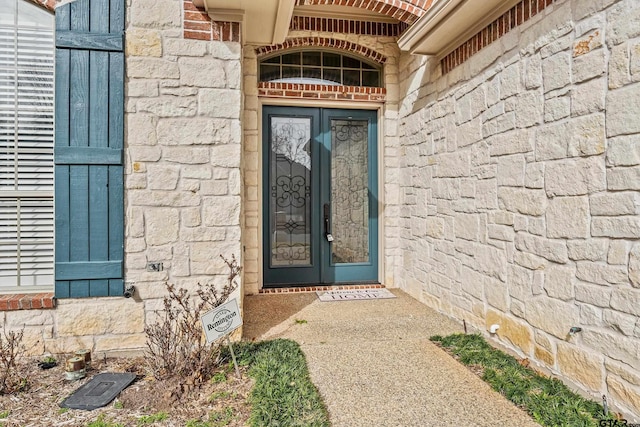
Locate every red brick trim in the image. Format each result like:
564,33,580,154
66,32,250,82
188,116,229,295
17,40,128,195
183,1,241,41
441,0,558,74
291,16,408,36
211,21,241,42
26,0,55,12
0,293,55,311
294,0,432,24
258,82,386,102
259,284,385,294
256,37,387,64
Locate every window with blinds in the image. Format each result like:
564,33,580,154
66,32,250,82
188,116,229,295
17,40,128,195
0,0,54,291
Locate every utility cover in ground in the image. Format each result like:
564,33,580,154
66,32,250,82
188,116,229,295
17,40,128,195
59,373,136,410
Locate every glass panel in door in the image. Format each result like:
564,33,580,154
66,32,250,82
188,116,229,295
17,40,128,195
330,119,369,264
270,117,312,267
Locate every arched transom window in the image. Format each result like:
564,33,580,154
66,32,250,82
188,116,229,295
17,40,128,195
259,50,382,87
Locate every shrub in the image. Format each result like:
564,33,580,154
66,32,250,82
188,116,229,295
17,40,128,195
145,254,241,386
0,326,27,394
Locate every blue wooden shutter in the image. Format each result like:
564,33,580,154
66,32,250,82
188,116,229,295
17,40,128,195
54,0,125,297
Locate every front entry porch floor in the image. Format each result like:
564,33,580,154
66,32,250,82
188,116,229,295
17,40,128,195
243,289,540,427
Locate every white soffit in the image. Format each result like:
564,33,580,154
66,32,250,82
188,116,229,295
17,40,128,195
293,4,399,23
201,0,295,45
398,0,521,57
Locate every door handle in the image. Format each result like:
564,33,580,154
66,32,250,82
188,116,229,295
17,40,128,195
323,203,334,242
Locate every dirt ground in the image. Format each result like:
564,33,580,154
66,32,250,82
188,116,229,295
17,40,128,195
0,355,253,426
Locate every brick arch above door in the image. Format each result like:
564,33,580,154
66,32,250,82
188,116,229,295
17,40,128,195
254,37,387,103
294,0,432,24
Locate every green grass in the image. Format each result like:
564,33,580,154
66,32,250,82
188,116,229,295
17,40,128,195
136,412,168,425
210,371,227,384
0,410,9,418
208,407,235,426
209,390,231,401
185,408,236,427
227,339,330,427
86,414,125,427
430,334,620,427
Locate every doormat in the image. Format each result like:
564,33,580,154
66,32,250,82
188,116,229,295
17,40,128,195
316,288,396,302
60,373,136,410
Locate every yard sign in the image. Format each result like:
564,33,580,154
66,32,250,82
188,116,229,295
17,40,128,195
201,298,243,344
201,298,243,378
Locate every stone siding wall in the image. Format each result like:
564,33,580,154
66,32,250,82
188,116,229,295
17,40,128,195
6,0,244,357
124,0,243,347
397,0,640,418
242,32,401,294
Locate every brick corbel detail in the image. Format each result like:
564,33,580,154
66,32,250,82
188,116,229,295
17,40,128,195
258,82,386,102
183,1,241,41
290,16,408,36
256,37,387,64
441,0,559,74
294,0,432,25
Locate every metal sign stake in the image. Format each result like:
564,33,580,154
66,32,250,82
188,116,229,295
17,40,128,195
200,298,243,380
226,336,241,379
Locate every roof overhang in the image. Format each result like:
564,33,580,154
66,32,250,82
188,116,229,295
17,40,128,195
195,0,295,45
397,0,521,57
293,4,399,23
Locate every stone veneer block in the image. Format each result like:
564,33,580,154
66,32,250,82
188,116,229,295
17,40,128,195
544,265,575,301
129,0,181,29
544,157,605,197
592,217,640,238
607,136,640,166
606,82,640,137
524,297,579,339
126,28,162,57
486,310,533,355
127,58,180,79
610,288,640,316
546,196,589,238
557,342,603,390
607,376,640,418
56,300,145,337
198,89,242,118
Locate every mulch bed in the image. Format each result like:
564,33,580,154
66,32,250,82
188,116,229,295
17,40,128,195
0,356,253,426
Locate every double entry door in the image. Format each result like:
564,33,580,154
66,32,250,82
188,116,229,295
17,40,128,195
262,106,378,287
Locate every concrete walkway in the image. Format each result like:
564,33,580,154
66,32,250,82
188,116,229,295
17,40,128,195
243,289,540,427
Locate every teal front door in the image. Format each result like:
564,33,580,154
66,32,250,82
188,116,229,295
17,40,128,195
263,106,378,287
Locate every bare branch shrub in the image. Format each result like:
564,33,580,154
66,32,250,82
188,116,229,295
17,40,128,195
145,254,242,386
0,326,27,394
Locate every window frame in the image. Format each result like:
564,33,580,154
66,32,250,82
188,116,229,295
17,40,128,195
0,0,55,293
259,49,383,88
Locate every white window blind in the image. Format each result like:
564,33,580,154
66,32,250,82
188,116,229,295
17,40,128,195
0,0,54,291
